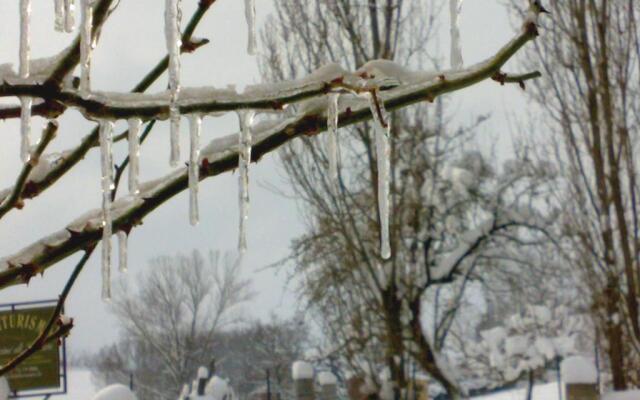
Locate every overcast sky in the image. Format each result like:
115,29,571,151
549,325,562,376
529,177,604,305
0,0,531,357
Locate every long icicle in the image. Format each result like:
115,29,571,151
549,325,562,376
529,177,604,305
327,93,340,183
79,0,93,96
449,0,464,69
64,0,75,33
127,118,142,195
188,114,202,226
117,231,128,273
19,0,32,163
165,0,182,166
244,0,257,56
54,0,65,32
99,120,114,301
368,90,391,260
238,110,255,255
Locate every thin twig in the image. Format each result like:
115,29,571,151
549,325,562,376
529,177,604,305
0,122,58,219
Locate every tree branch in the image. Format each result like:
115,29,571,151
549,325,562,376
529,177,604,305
0,2,217,214
0,122,58,220
0,247,94,376
0,25,541,289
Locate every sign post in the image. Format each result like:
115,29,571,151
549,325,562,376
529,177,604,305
0,300,67,398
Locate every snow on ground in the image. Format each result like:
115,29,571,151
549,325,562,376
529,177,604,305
473,382,562,400
60,369,98,399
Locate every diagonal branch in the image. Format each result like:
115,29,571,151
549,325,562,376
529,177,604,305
0,122,58,219
0,247,94,376
0,24,541,289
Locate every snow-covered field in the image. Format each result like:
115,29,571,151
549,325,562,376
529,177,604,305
60,369,98,399
473,382,561,400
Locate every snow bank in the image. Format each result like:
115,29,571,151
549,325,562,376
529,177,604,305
603,390,640,400
0,377,9,400
292,361,314,380
92,384,137,400
561,356,597,384
318,371,337,386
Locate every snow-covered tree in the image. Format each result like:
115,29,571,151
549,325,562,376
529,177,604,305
260,1,556,398
512,0,640,389
89,250,251,400
0,0,547,393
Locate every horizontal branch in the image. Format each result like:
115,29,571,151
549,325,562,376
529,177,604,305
0,24,541,289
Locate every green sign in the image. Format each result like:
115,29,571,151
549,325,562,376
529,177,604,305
0,306,61,392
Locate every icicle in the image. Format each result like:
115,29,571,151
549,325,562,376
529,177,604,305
64,0,75,33
188,114,202,226
244,0,257,56
79,0,94,96
165,0,183,166
237,110,255,254
20,0,31,78
54,0,65,32
449,0,464,70
20,98,32,163
367,90,391,259
19,0,32,163
117,231,128,273
327,93,340,183
127,118,142,195
99,120,114,301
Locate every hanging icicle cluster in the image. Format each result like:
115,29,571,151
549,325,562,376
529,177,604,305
189,115,202,226
326,93,340,184
244,0,257,56
367,90,391,260
449,0,464,70
165,0,183,167
237,111,255,255
19,0,32,163
127,119,142,195
79,0,94,96
99,120,114,301
54,0,76,33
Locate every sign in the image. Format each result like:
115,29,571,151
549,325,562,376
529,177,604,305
0,304,62,394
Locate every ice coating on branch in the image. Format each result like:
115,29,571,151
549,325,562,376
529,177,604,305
367,91,391,260
188,114,202,226
117,231,127,273
64,0,75,33
165,0,182,166
449,0,464,69
244,0,257,56
237,110,255,254
54,0,65,31
79,0,94,96
327,93,340,183
20,98,32,163
127,118,142,195
99,120,114,301
20,0,32,163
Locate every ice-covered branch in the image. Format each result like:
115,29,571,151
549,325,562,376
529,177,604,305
0,22,542,289
0,26,540,122
0,2,217,215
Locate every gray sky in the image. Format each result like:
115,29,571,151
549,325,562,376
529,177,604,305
0,0,532,356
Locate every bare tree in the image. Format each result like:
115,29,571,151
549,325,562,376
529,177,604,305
90,250,251,400
0,0,545,385
261,1,554,398
513,0,640,389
